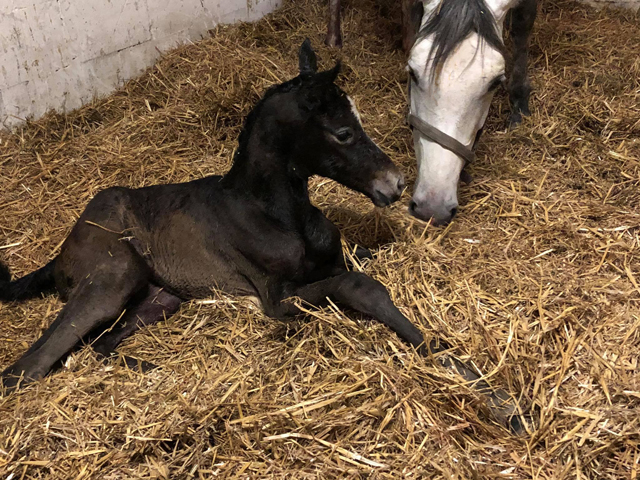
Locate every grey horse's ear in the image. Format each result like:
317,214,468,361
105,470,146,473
299,38,318,75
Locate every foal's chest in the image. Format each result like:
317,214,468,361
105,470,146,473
300,210,342,277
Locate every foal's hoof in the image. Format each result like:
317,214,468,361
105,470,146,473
345,245,373,270
0,374,22,396
508,414,528,436
118,355,157,373
507,407,539,436
353,246,373,261
0,371,39,395
1,363,44,395
0,262,10,283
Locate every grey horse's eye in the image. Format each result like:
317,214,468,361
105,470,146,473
333,127,354,144
408,68,419,84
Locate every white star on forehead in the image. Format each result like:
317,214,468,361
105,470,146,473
347,96,362,125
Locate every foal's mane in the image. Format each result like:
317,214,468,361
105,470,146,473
233,76,302,162
416,0,505,78
232,67,338,165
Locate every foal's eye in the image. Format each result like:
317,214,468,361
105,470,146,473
332,127,354,144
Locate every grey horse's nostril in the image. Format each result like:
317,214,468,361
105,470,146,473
450,207,458,219
409,201,417,212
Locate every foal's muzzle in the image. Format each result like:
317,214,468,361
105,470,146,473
371,170,406,207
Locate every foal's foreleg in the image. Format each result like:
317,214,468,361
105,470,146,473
295,272,425,349
289,272,525,432
507,0,537,127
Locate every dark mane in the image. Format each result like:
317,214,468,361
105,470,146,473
233,76,303,163
231,65,340,168
417,0,505,78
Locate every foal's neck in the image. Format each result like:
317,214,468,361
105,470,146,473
222,113,312,222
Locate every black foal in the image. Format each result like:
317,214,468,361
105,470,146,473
0,40,524,432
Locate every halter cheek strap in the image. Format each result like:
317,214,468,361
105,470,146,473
407,113,476,165
407,80,476,166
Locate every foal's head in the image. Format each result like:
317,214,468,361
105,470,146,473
243,39,405,207
407,0,511,225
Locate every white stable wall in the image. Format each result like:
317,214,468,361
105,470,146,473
0,0,281,128
581,0,640,8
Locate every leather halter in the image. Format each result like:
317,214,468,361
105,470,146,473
406,79,476,166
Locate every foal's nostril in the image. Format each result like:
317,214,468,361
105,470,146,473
397,177,406,193
450,207,458,219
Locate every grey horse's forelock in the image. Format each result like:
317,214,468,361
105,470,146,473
416,0,506,80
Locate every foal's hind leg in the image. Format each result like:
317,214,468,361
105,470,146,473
507,0,537,127
89,285,181,370
286,272,526,433
1,246,149,392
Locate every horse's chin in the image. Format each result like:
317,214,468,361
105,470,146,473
368,170,405,207
370,191,401,208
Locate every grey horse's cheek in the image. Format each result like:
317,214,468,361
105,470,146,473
413,131,423,166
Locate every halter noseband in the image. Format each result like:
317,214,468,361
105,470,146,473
407,79,476,166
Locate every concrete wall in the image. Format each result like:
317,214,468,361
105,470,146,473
581,0,640,9
0,0,281,129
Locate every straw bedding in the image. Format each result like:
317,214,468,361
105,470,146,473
1,0,639,478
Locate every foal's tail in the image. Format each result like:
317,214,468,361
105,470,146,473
0,259,57,302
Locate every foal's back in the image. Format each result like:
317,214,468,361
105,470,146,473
57,177,265,300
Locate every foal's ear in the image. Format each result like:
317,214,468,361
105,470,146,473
299,38,318,75
314,61,341,87
326,61,341,83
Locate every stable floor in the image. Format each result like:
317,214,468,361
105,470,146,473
1,0,639,478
